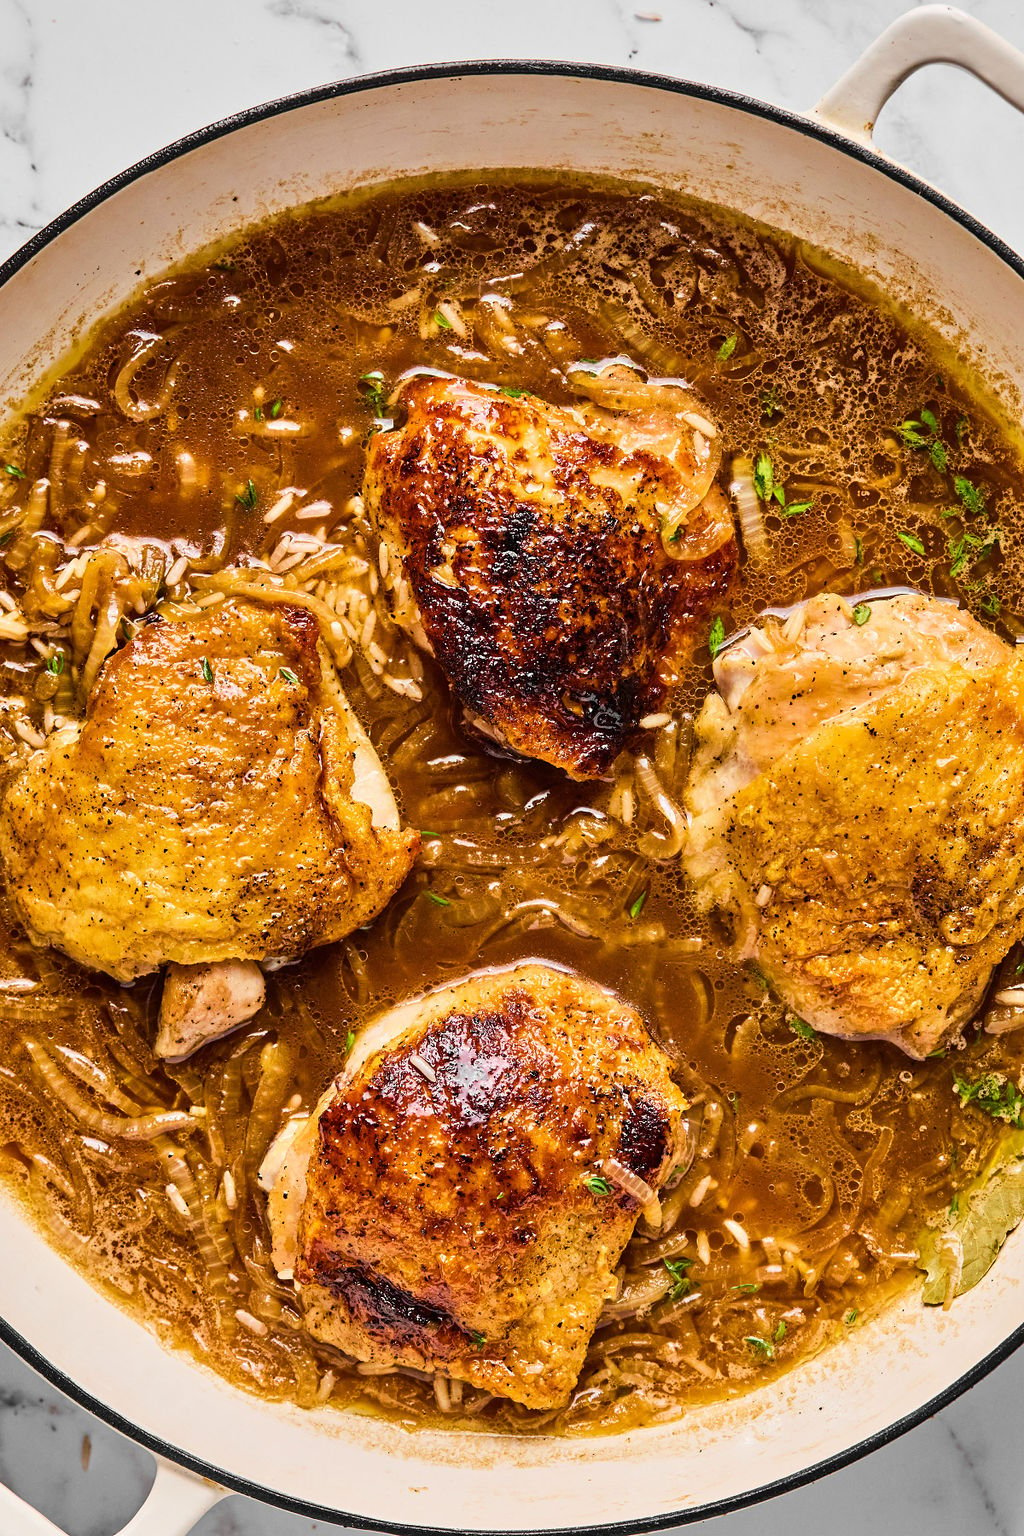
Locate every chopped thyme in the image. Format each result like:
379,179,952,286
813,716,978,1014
896,529,926,557
708,615,726,660
235,478,258,510
433,310,453,330
773,1320,787,1342
894,409,947,472
854,534,864,566
789,1017,817,1042
759,383,782,419
953,1070,1024,1128
200,657,214,683
844,1309,859,1325
628,890,648,920
732,1282,761,1293
278,666,299,685
499,386,529,399
716,333,738,362
3,464,24,479
979,591,1001,616
744,1335,774,1360
954,474,986,516
748,964,770,993
45,651,64,675
425,891,451,907
358,372,387,416
470,1331,487,1349
584,1174,611,1196
419,829,442,838
345,1029,356,1052
851,603,871,626
254,405,264,422
270,398,283,419
664,1257,694,1298
752,449,812,517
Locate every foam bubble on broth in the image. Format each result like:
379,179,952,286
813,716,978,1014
0,176,1020,1432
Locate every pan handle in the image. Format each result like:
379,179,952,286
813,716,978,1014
0,1456,224,1536
813,3,1024,145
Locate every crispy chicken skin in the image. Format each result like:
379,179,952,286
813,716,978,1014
685,592,1024,1057
260,963,688,1409
364,371,736,779
0,598,418,984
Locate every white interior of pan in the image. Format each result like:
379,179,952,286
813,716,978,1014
0,69,1022,1531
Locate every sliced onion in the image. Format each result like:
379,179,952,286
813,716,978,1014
729,454,769,567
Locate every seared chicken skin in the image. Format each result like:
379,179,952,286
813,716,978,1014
685,592,1024,1057
260,963,688,1409
1,599,417,1046
364,369,736,779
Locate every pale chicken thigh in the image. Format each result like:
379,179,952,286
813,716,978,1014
1,599,418,1051
364,368,736,779
260,962,688,1409
685,592,1024,1057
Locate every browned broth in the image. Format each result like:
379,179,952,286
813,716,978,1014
0,176,1021,1433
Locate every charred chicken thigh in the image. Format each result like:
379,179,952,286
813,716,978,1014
1,598,417,1055
364,368,736,779
685,592,1024,1057
260,962,688,1409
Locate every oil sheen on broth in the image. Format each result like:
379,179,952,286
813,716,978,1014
0,177,1021,1434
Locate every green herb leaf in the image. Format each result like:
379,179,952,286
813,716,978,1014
979,590,1001,616
895,419,930,449
953,1071,1024,1128
789,1016,817,1042
708,615,726,661
921,1131,1024,1304
345,1029,356,1052
664,1256,694,1298
732,1282,761,1293
773,1320,787,1342
930,439,949,472
748,964,770,993
425,891,451,907
499,386,528,399
270,398,283,419
254,405,264,422
780,499,813,519
628,890,648,920
851,603,871,626
844,1308,859,1325
235,478,258,510
955,415,969,444
897,529,926,557
854,534,864,566
3,464,25,479
753,451,775,504
584,1174,612,1196
716,334,738,363
470,1330,487,1349
759,384,781,419
200,657,214,683
357,372,387,416
434,309,453,330
920,407,940,435
419,829,442,838
744,1335,774,1360
954,475,986,516
278,666,299,685
45,651,65,675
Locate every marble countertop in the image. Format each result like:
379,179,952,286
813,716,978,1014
2,0,1024,1532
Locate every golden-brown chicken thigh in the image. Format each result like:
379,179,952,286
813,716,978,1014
0,599,417,989
364,369,736,779
685,592,1024,1057
260,962,688,1408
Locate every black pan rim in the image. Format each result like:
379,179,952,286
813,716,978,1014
1,54,1023,1535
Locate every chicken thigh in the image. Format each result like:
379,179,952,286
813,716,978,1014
685,592,1024,1057
1,598,417,1040
364,368,736,779
260,962,688,1409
